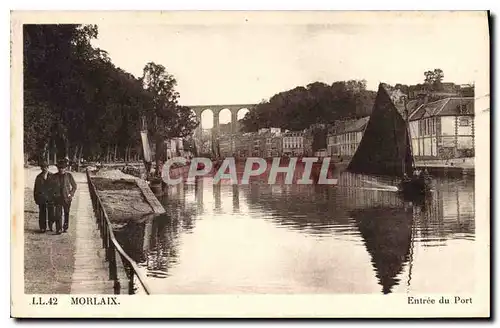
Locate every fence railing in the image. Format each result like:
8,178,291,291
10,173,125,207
86,169,151,295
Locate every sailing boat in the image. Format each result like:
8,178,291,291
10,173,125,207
140,115,164,195
346,83,430,199
140,116,153,180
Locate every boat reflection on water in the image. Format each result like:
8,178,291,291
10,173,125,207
343,172,474,294
333,170,415,294
113,168,474,294
243,171,416,294
114,181,200,281
350,206,413,294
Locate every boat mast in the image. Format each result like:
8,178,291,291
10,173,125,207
403,95,415,172
406,205,416,293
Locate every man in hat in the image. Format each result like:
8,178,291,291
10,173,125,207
33,161,54,232
51,159,77,234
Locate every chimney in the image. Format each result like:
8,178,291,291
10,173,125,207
423,94,429,104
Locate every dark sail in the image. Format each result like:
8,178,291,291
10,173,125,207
347,84,413,177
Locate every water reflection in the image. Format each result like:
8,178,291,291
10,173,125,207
350,207,413,294
232,185,240,213
114,172,475,294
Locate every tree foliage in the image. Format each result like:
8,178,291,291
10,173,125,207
424,68,444,91
23,25,197,163
240,80,376,132
141,62,198,139
239,69,471,134
140,62,199,175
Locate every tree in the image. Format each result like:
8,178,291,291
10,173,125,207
240,80,375,132
394,83,409,95
23,90,55,162
141,62,198,176
24,26,197,165
24,24,99,161
166,106,199,138
424,68,444,92
142,62,179,114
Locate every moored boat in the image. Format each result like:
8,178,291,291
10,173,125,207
346,83,431,199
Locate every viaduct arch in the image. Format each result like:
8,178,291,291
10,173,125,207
188,104,256,136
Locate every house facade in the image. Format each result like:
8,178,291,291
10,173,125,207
218,135,234,157
408,97,474,159
230,128,283,158
265,135,283,157
164,137,185,159
282,131,305,156
233,133,253,158
326,117,369,159
257,128,282,158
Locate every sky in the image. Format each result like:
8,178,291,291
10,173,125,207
91,11,489,128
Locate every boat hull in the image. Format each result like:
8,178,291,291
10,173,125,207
398,177,431,200
149,178,163,196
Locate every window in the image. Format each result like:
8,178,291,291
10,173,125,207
459,117,471,127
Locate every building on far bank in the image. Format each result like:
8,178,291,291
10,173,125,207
231,128,283,158
265,134,283,157
233,133,253,158
165,137,184,159
252,135,263,157
408,82,465,100
282,131,305,156
253,128,282,157
408,97,475,159
218,135,234,157
326,117,369,159
305,124,327,157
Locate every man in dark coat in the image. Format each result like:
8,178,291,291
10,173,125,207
33,162,54,232
51,159,77,234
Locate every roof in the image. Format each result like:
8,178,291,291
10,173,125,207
346,116,370,133
380,83,422,117
282,130,305,136
329,117,370,135
409,97,474,121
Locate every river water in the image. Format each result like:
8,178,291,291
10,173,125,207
115,171,475,295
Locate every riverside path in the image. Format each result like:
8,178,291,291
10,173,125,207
24,166,113,294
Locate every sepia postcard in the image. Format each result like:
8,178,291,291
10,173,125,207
11,10,490,318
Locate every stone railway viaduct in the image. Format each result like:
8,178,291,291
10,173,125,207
188,104,256,135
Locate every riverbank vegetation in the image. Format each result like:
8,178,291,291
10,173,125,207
23,24,198,164
240,80,376,132
239,69,473,132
